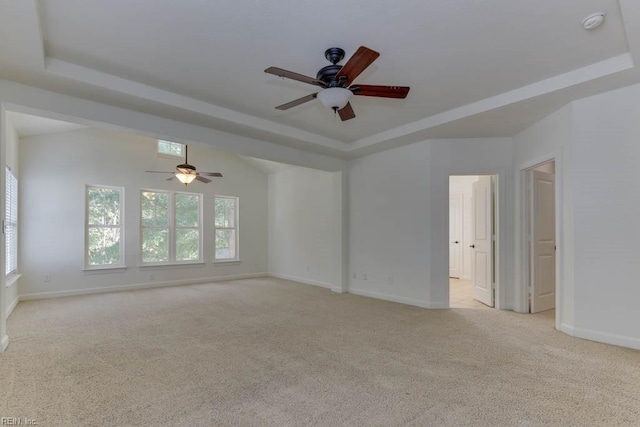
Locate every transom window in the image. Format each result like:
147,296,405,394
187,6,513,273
85,185,125,268
157,140,185,158
214,196,239,261
141,190,202,264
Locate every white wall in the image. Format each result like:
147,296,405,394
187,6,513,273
4,118,19,316
570,84,640,348
268,167,340,288
18,128,268,298
449,175,479,280
348,138,514,309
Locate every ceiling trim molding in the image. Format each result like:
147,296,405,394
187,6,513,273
45,57,348,152
0,79,347,171
347,53,634,151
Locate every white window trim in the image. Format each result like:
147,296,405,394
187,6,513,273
140,189,204,266
213,195,240,262
5,166,18,277
84,184,126,270
157,140,185,159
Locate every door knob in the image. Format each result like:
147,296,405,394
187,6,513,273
470,244,475,248
454,241,459,244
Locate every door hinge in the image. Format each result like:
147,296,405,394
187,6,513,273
1,220,5,234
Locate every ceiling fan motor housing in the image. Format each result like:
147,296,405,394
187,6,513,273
317,47,349,87
177,163,196,173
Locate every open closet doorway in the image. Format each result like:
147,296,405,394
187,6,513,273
449,175,495,309
525,161,557,317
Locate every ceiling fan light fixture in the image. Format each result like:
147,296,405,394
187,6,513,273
317,87,353,111
175,172,197,184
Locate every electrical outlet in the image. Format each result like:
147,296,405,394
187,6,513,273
352,273,356,279
387,276,394,285
149,273,155,281
363,273,367,280
44,274,51,282
306,265,310,272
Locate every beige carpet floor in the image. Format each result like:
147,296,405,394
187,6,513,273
1,277,639,426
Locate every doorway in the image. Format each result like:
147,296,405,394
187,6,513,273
449,175,496,309
525,161,556,315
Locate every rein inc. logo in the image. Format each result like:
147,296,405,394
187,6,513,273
1,418,37,425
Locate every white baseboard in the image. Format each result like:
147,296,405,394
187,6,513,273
19,273,268,301
560,322,640,350
348,287,446,309
268,273,331,289
1,335,8,352
6,296,19,318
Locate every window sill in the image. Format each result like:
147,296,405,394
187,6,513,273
6,273,21,288
83,266,127,273
138,262,205,270
213,259,241,264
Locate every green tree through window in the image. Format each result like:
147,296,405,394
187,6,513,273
141,190,202,264
214,196,238,260
86,185,124,267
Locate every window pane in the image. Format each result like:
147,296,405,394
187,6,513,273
158,140,184,157
142,228,169,262
88,187,120,226
175,194,199,227
215,198,235,228
176,228,200,261
88,227,121,265
215,229,236,259
141,192,169,226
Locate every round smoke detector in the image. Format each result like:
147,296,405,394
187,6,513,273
583,12,606,30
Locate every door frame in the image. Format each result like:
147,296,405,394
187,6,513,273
447,172,503,309
516,151,563,330
449,193,464,279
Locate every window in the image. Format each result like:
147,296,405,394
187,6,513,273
5,167,18,276
157,140,185,158
214,196,238,261
85,185,124,269
141,190,202,264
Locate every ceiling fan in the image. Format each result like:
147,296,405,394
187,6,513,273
145,145,222,185
265,46,410,121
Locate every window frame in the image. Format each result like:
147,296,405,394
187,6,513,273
157,140,185,159
84,184,126,270
5,166,18,277
140,188,204,266
213,195,239,263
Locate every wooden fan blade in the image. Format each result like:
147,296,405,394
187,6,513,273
335,46,380,83
338,102,356,121
195,175,212,183
352,85,410,99
265,67,324,87
275,93,317,110
146,171,174,174
197,172,223,177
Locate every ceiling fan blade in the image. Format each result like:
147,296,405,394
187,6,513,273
338,102,356,121
265,67,324,87
146,171,174,174
335,46,380,84
352,85,410,99
197,172,223,177
275,93,317,110
195,176,212,183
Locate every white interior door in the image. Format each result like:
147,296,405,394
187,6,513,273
472,176,493,307
530,170,556,313
449,194,463,278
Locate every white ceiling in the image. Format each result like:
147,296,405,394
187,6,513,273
7,111,86,137
0,0,639,158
